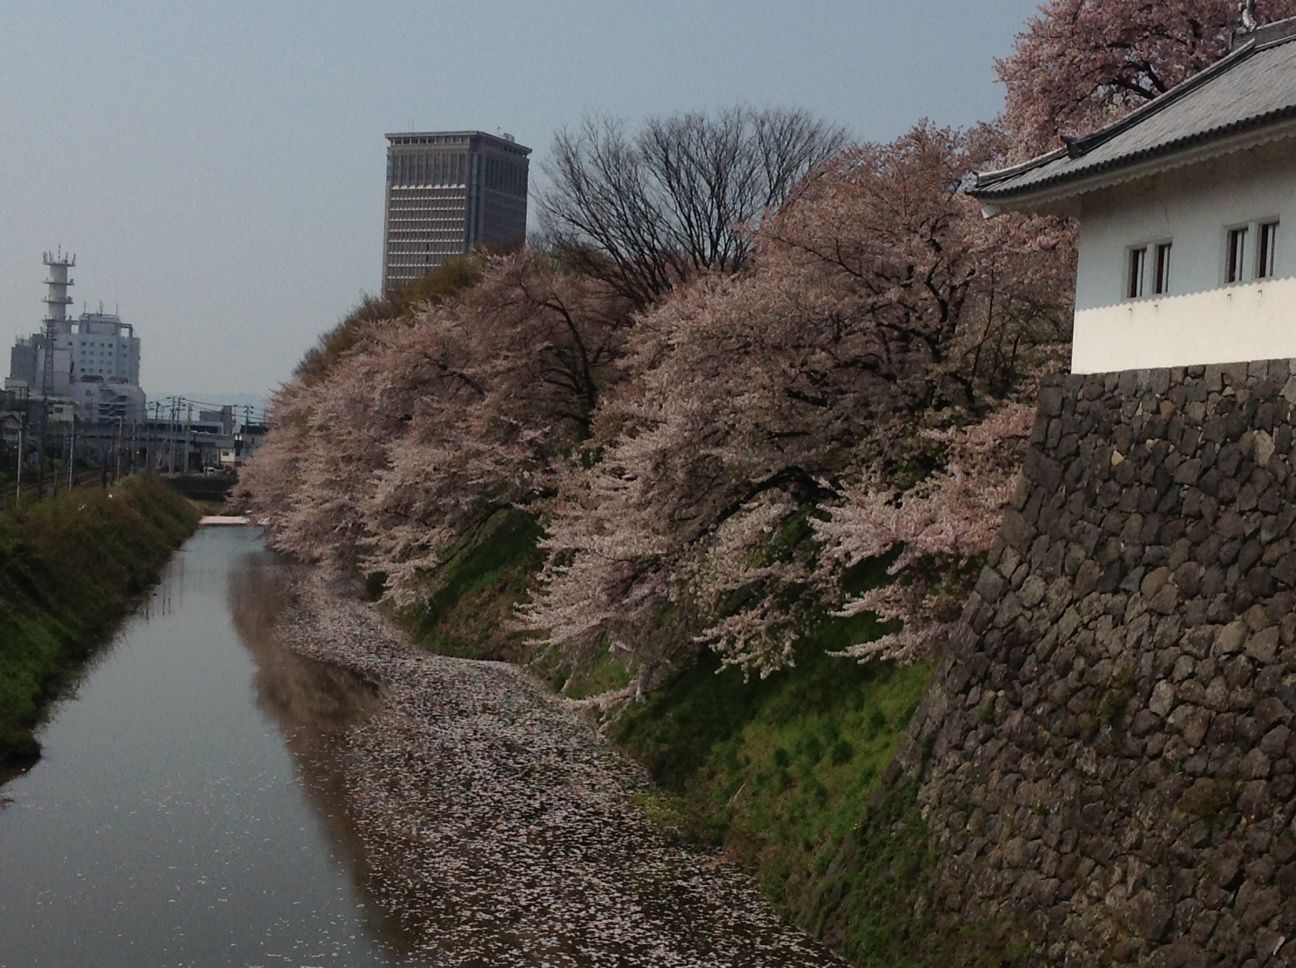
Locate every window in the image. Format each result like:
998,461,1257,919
1126,240,1173,299
1127,246,1147,299
1225,220,1282,282
1153,242,1172,295
1258,220,1279,279
1227,226,1248,283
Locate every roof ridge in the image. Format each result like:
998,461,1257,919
1232,15,1296,52
974,36,1259,191
972,147,1069,189
1061,39,1258,160
973,33,1263,192
969,20,1296,204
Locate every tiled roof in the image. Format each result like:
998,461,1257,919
970,19,1296,204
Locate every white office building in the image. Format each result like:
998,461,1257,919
58,311,141,385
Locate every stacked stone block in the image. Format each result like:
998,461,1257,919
897,361,1296,966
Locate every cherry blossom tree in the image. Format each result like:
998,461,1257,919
293,256,483,387
758,123,1073,402
235,382,312,539
245,114,1075,680
242,315,432,581
998,0,1296,155
812,401,1037,663
359,254,630,604
521,124,1073,677
240,252,630,604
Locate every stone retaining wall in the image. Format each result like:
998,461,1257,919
896,360,1296,966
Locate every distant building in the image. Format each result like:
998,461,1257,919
8,340,36,388
382,130,531,295
62,312,141,385
5,253,145,422
968,16,1296,373
71,378,145,424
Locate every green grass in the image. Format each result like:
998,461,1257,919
392,508,544,661
629,789,692,832
613,605,932,924
814,776,1035,967
562,652,636,698
816,775,940,965
0,476,199,770
613,628,1039,967
532,644,638,699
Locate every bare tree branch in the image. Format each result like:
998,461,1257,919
539,107,848,308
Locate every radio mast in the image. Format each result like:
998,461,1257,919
38,249,75,495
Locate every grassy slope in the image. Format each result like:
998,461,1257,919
813,775,1036,968
609,611,1034,965
611,612,932,933
392,508,544,661
395,508,1038,965
0,476,200,768
399,516,1021,963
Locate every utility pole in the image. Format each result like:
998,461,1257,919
167,397,177,475
172,397,180,474
51,422,62,497
15,419,24,508
35,402,46,501
154,401,162,473
68,415,77,490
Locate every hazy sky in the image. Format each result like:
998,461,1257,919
0,0,1041,399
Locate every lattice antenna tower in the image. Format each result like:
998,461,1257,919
41,247,75,401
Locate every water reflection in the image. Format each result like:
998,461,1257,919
226,550,417,956
136,547,183,620
0,528,422,967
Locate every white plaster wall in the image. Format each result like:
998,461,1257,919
1073,277,1296,373
1072,140,1296,371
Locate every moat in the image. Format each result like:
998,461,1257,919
0,526,839,967
0,527,417,967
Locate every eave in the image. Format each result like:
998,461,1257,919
974,115,1296,217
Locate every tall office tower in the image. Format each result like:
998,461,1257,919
382,130,531,295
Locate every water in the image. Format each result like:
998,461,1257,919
0,527,416,967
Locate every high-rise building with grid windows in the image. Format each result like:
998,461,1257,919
382,130,531,295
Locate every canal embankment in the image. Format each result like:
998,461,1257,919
0,475,199,774
382,509,940,966
274,574,845,967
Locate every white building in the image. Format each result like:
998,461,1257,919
59,312,141,385
6,253,145,421
969,17,1296,374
